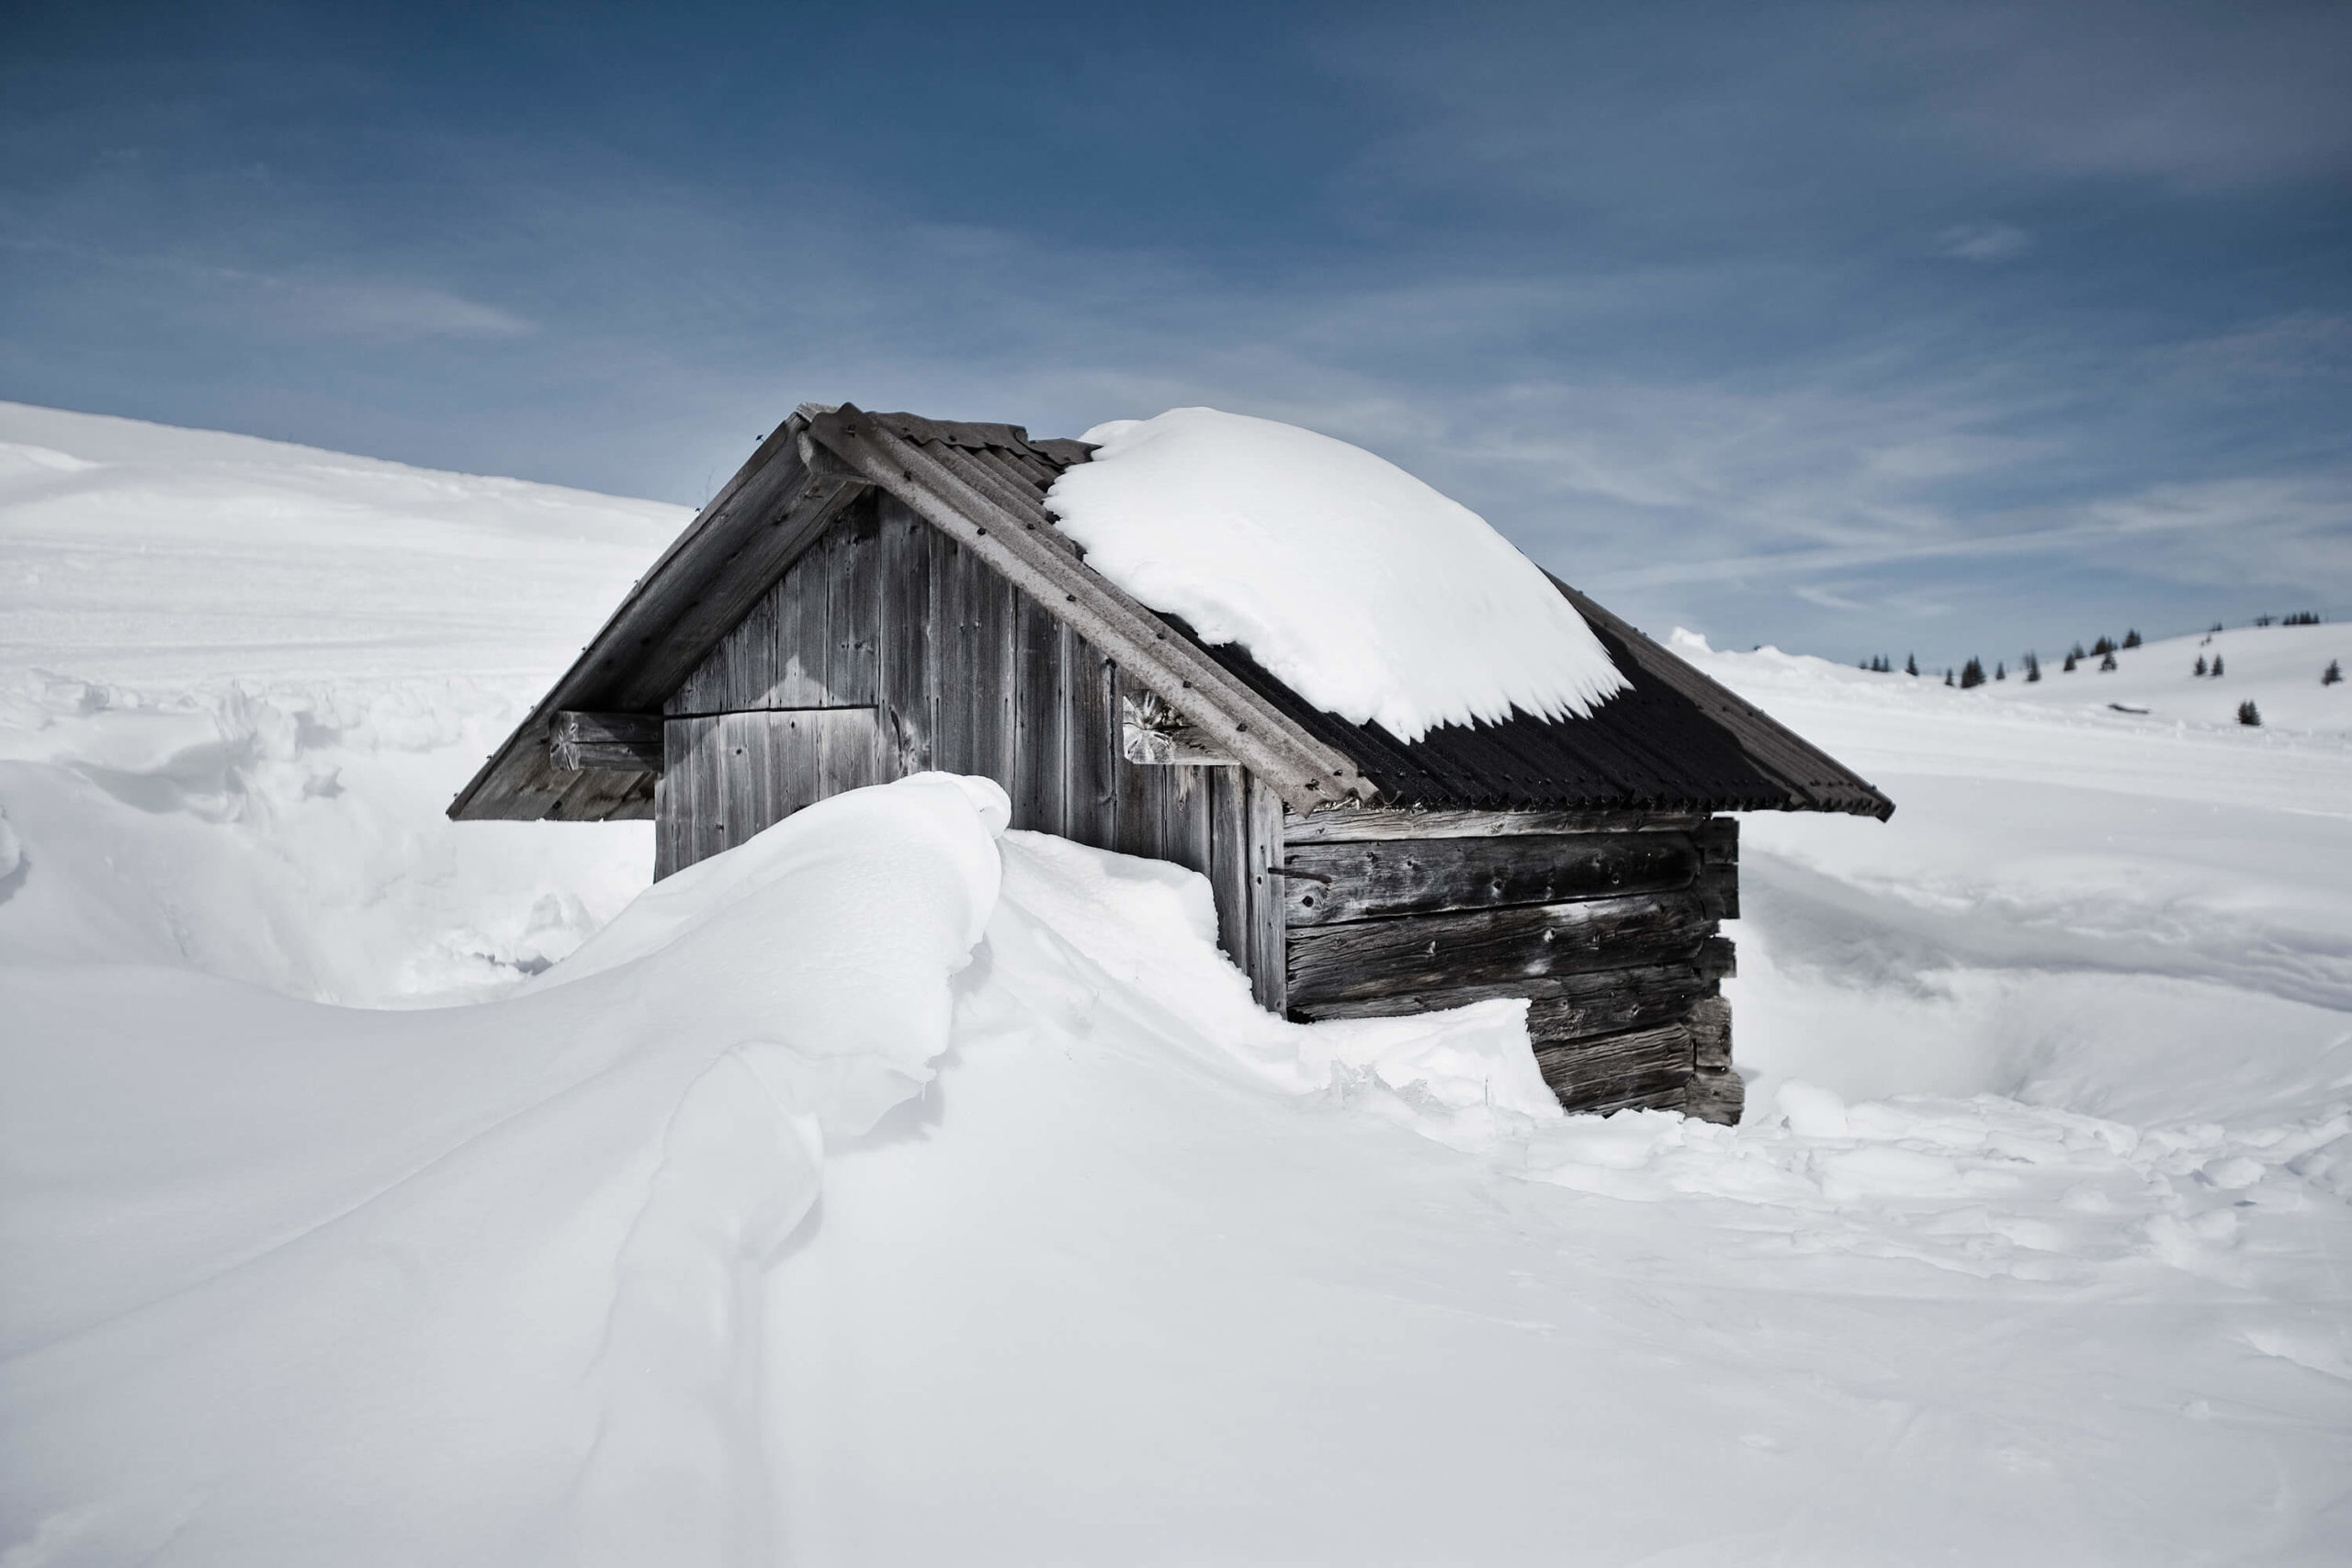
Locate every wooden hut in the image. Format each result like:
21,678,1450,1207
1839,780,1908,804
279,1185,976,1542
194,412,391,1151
450,403,1892,1123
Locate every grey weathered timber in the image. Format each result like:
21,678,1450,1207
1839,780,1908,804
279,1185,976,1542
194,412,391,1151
827,497,883,704
1284,888,1715,1010
1286,959,1714,1026
971,547,1017,786
1063,624,1117,848
1695,934,1736,981
668,508,875,715
1208,767,1250,967
652,503,1235,901
1111,683,1160,861
1533,1021,1695,1113
927,527,973,784
1283,807,1711,844
1282,831,1701,926
550,711,663,772
1245,772,1289,1014
805,407,1374,814
877,499,933,772
1009,585,1064,835
657,707,890,876
1694,815,1739,920
1689,994,1732,1070
1165,764,1215,882
1525,970,1717,1043
1700,861,1739,921
1684,1071,1744,1125
1685,995,1744,1125
1688,991,1741,1126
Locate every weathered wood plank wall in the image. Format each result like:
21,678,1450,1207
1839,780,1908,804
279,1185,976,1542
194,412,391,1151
656,493,1227,910
1277,808,1742,1122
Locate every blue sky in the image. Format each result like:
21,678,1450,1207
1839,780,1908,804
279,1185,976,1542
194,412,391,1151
5,1,2348,667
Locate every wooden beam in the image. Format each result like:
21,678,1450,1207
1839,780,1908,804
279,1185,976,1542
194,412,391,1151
1533,1021,1695,1114
1283,807,1711,844
1528,971,1714,1041
1688,994,1732,1071
1687,992,1744,1125
1286,959,1715,1026
1246,772,1289,1014
549,711,663,772
1282,831,1700,926
1684,1071,1744,1126
1695,934,1736,981
1284,888,1715,1010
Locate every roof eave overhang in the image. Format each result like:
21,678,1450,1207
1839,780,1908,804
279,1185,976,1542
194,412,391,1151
1551,578,1894,821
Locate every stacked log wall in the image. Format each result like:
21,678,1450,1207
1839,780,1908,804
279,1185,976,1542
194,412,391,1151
1278,809,1743,1122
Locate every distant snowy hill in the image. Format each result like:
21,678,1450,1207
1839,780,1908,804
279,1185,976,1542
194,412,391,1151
2,407,2347,1565
1988,622,2351,735
0,402,687,1001
0,400,685,685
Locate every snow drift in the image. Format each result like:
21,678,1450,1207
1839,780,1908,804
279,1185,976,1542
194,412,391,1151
2,773,1006,1567
1046,407,1627,739
3,404,2349,1565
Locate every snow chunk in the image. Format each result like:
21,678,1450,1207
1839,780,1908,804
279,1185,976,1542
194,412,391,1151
1046,409,1626,741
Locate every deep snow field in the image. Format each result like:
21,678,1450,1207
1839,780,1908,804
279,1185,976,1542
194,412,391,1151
3,402,2349,1566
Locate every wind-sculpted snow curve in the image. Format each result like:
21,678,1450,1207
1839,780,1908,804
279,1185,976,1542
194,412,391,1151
0,774,1005,1567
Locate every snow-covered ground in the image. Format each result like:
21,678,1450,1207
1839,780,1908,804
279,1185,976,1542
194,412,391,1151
3,404,2348,1564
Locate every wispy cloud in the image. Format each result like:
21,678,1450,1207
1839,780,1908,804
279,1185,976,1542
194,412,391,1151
0,227,534,343
5,0,2346,660
253,278,536,341
1868,0,2352,189
1934,222,2030,262
2164,313,2352,382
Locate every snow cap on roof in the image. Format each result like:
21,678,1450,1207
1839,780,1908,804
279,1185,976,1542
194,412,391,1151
1046,407,1627,743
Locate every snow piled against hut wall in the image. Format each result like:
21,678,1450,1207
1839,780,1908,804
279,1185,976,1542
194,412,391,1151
1046,408,1627,741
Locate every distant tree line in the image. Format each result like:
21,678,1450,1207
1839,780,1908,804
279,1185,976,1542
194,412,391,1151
1854,614,2339,693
